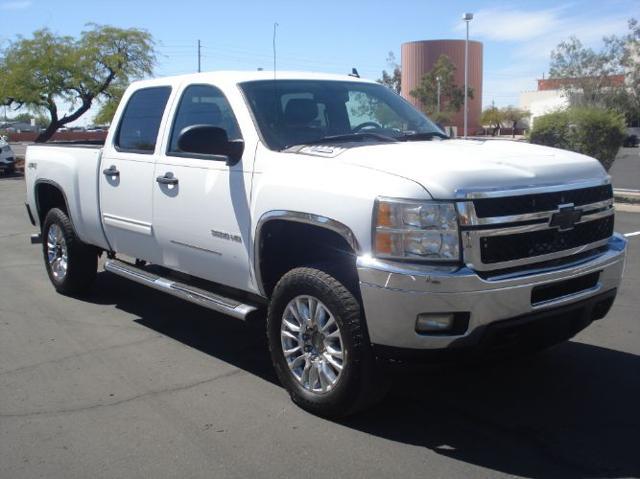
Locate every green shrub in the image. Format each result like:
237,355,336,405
529,107,626,170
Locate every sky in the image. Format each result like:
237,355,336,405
0,0,637,124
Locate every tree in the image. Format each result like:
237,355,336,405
7,113,33,123
615,18,640,126
550,36,621,106
549,18,639,124
377,52,401,94
93,84,125,125
34,114,51,129
0,24,156,142
480,104,503,136
409,54,473,123
501,106,531,137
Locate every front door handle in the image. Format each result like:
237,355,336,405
103,165,120,177
156,172,179,185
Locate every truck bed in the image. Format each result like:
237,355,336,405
24,144,110,250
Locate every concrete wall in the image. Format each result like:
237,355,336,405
2,130,107,143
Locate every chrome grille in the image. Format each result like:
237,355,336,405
480,215,613,264
457,181,614,271
473,184,612,218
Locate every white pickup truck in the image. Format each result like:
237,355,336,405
25,71,627,417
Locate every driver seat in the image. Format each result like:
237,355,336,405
283,99,324,144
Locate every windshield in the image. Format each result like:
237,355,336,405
239,80,445,150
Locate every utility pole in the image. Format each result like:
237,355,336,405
436,76,441,113
462,13,473,138
197,39,201,73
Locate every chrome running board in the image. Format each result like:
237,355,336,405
104,259,258,320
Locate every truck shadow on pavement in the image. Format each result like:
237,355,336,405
342,349,639,479
87,270,639,479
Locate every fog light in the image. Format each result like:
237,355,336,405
415,313,455,333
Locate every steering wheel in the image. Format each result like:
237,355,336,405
352,121,382,132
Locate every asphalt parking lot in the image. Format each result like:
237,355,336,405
1,175,639,479
609,147,640,191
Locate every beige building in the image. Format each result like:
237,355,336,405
520,76,627,126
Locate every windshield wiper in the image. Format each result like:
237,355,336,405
284,132,398,149
396,131,450,141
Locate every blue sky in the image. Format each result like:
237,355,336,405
1,0,637,123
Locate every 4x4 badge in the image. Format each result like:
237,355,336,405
549,204,582,231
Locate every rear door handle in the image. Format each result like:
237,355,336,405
103,165,120,177
156,172,178,185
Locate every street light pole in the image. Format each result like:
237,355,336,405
462,12,473,138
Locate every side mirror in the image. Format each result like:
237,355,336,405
177,125,244,165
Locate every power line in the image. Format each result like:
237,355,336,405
168,40,383,71
156,38,385,78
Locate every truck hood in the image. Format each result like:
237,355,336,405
335,139,608,199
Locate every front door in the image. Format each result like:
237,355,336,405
151,83,253,291
99,86,172,263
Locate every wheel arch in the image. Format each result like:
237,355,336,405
254,211,361,298
34,179,72,227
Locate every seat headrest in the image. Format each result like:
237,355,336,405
183,102,222,124
284,99,318,125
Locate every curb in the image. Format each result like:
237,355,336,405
614,188,640,205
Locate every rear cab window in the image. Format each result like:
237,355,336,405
115,86,172,154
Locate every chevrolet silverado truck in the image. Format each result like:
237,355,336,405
25,71,628,417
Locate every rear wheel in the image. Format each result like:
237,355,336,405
267,267,385,417
42,208,98,295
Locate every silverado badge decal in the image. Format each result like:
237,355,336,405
549,204,582,232
211,229,242,244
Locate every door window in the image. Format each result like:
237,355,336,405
168,84,241,154
115,86,171,153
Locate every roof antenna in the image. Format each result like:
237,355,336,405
272,22,279,126
273,22,279,80
349,68,360,78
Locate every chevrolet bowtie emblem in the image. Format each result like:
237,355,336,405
549,204,582,231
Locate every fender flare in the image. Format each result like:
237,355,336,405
34,179,72,226
253,210,361,297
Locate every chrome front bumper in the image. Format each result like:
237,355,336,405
357,234,627,351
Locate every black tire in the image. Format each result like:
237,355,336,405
42,208,98,295
267,267,385,418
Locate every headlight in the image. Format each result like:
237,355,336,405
373,198,460,261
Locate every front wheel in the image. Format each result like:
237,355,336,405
267,267,384,417
42,208,98,296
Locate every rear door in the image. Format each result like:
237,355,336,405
151,83,253,291
99,86,172,262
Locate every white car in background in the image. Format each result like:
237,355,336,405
0,137,16,175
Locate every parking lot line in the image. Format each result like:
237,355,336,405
624,231,640,238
